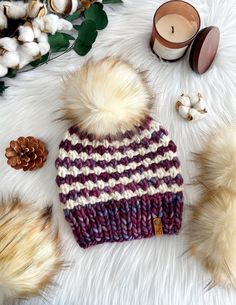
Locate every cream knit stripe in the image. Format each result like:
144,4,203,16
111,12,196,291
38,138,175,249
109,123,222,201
59,141,174,163
63,184,183,209
59,167,181,195
57,150,178,178
66,120,161,148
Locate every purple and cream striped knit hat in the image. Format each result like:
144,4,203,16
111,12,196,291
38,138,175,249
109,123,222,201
56,58,184,248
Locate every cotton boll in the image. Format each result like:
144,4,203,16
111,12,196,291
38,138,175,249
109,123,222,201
48,0,66,14
37,32,48,43
1,51,20,68
38,42,50,55
17,51,32,69
32,17,45,34
27,0,47,18
4,3,27,19
48,0,70,14
18,49,31,68
188,93,197,105
189,108,207,121
0,38,18,52
58,18,73,31
20,42,40,58
189,93,202,106
33,15,67,35
44,14,60,34
32,25,42,39
70,0,79,14
49,0,78,14
0,9,7,30
176,93,207,121
49,0,79,14
18,57,31,69
189,108,201,120
0,64,8,77
193,100,207,113
178,105,190,120
18,24,35,42
178,94,191,107
37,14,59,34
32,17,44,30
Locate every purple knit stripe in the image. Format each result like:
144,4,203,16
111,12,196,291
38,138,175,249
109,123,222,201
120,200,133,240
141,194,152,237
56,162,181,188
59,174,183,204
68,116,157,139
63,191,184,248
59,128,170,154
107,201,122,241
55,143,178,171
56,158,181,193
139,116,153,131
161,192,183,234
130,199,139,238
84,203,103,244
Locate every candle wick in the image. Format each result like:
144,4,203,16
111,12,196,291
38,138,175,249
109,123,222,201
171,26,174,34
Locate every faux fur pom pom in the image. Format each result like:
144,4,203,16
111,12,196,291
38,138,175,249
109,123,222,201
62,58,152,137
0,199,62,303
187,125,236,288
188,190,236,287
195,125,236,192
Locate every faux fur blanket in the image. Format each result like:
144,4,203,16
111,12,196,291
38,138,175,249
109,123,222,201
1,0,236,304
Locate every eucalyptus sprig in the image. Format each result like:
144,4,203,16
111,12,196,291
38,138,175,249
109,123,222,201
0,0,123,96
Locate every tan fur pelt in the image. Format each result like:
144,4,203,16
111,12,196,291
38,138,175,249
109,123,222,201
62,58,153,138
187,125,236,288
0,199,63,303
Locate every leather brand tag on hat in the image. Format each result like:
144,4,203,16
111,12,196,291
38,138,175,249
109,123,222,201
153,217,163,236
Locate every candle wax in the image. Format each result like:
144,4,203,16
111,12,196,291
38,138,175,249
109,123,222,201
156,14,197,43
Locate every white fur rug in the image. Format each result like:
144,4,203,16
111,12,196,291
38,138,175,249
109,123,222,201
1,0,236,304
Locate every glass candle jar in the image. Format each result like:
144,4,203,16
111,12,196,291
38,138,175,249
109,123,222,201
151,0,201,61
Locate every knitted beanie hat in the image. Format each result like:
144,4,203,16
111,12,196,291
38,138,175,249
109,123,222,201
56,58,184,249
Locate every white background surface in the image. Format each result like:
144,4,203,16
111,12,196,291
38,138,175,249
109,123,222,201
1,0,236,304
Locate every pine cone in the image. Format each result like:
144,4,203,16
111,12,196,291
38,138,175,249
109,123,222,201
5,136,48,171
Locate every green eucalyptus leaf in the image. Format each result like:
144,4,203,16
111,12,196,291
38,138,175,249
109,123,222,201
30,53,49,67
0,81,8,96
84,4,108,30
73,24,81,31
78,20,97,45
48,32,70,53
62,33,75,40
65,11,81,22
6,68,17,78
102,0,123,3
94,2,104,8
74,39,92,56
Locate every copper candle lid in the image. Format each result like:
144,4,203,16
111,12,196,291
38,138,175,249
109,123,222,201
189,26,220,74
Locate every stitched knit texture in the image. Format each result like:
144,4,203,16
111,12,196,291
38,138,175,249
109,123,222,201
55,116,184,248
